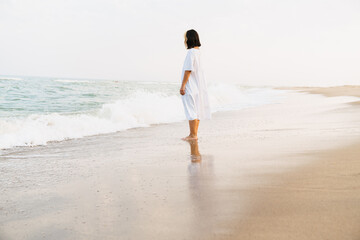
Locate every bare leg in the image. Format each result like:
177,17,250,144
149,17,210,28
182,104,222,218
195,119,200,136
182,120,198,141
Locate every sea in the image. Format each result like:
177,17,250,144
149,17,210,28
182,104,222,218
0,75,285,150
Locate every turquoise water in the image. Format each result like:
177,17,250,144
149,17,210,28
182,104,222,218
0,76,177,118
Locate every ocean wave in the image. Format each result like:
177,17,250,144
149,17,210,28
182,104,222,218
0,84,284,150
135,81,179,85
54,79,91,83
0,77,23,81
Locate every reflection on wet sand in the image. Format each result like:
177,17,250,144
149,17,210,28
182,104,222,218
186,140,216,237
188,139,202,162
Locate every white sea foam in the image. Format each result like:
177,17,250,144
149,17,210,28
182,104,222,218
0,84,284,150
0,76,22,81
54,79,91,83
136,81,179,85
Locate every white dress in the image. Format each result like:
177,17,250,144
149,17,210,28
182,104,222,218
181,48,211,120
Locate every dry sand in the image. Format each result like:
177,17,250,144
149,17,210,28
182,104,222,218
1,86,360,240
278,85,360,105
231,139,360,240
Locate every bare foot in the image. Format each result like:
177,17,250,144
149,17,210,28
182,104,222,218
181,135,198,141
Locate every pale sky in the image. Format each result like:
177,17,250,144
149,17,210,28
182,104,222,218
0,0,359,86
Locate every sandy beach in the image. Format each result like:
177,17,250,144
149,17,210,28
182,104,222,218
278,85,360,104
1,86,360,240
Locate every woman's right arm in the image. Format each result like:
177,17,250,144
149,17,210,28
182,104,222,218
180,71,191,95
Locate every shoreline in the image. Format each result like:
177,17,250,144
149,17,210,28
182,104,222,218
230,85,360,239
1,86,360,239
0,84,284,152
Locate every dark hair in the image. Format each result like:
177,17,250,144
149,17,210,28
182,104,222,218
185,29,201,49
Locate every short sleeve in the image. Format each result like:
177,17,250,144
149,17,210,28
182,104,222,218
183,50,194,71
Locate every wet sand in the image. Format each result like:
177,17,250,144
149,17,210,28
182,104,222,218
1,87,360,239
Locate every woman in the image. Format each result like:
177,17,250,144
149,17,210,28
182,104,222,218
180,29,211,141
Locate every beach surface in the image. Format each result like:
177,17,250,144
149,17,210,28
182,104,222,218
1,86,360,240
278,85,360,105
